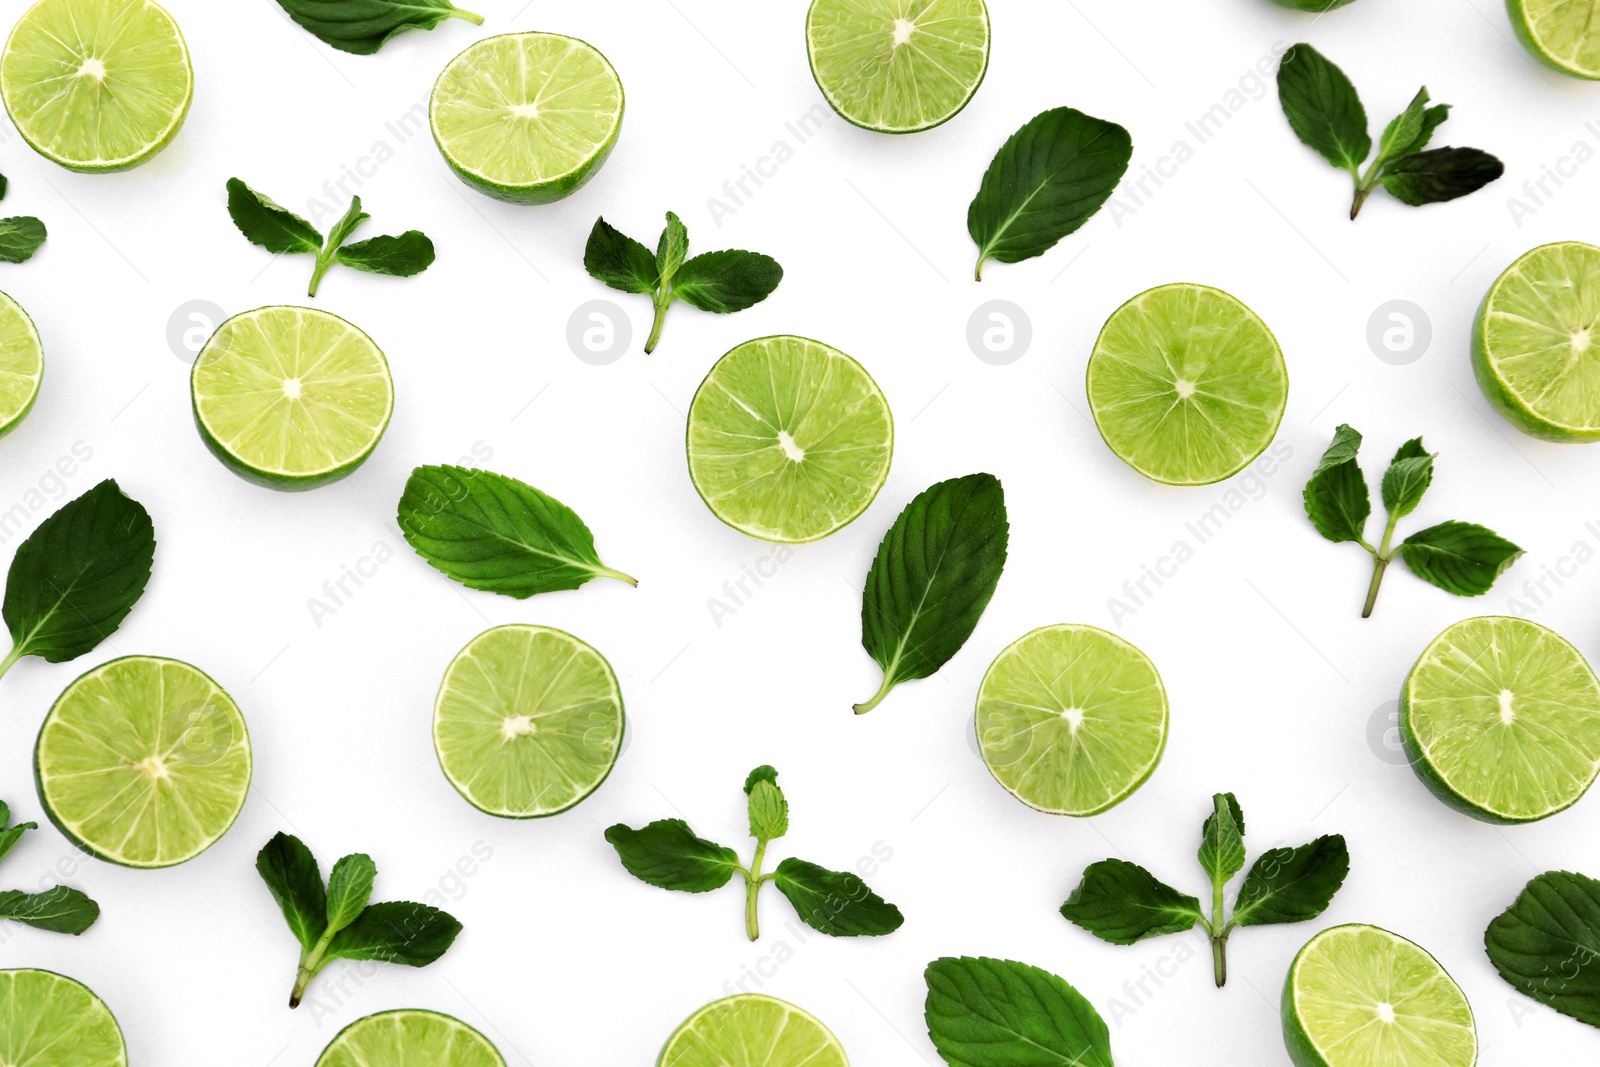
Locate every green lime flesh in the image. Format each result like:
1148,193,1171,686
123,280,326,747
0,290,42,440
0,969,127,1066
659,994,850,1067
1507,0,1600,79
1268,0,1358,9
316,1009,506,1067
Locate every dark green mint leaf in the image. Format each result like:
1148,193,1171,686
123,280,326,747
773,857,903,937
672,250,784,313
604,819,741,893
584,217,658,294
1199,793,1246,886
0,217,46,264
1060,858,1203,944
1376,87,1429,165
274,0,485,55
324,196,369,251
0,886,99,935
924,957,1114,1067
257,832,327,953
325,853,377,936
1277,43,1370,174
0,809,35,865
326,900,462,966
1399,521,1522,596
1381,147,1504,206
335,231,435,277
226,178,321,256
1303,425,1370,544
743,766,779,794
656,211,689,286
0,174,9,201
1485,870,1600,1028
1380,437,1434,519
1233,834,1350,927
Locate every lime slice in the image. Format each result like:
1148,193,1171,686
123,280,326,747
0,969,127,1066
659,994,849,1067
805,0,989,134
687,335,893,543
1,0,192,172
1086,283,1288,485
1508,0,1600,78
434,624,624,818
1473,241,1600,441
976,624,1168,816
316,1009,505,1067
1400,615,1600,823
1283,924,1476,1067
191,306,393,491
431,32,624,205
0,290,42,440
35,656,251,868
1268,0,1358,9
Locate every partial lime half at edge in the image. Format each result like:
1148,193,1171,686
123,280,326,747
806,0,990,133
1283,924,1476,1067
434,625,624,818
1087,283,1288,485
0,969,127,1066
1,0,192,172
1401,615,1600,823
659,994,850,1067
316,1009,506,1067
431,32,624,205
35,656,251,868
0,290,42,440
1508,0,1600,78
977,624,1168,817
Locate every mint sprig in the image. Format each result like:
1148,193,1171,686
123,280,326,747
274,0,483,55
0,799,99,936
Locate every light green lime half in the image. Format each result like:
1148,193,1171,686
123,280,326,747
1508,0,1600,78
659,994,850,1067
1283,924,1476,1067
977,624,1168,816
0,290,42,440
1400,615,1600,824
35,656,251,868
1473,241,1600,441
0,969,126,1066
1268,0,1358,9
1,0,191,172
192,306,393,491
434,625,624,819
431,32,624,205
687,335,893,543
1087,283,1287,485
805,0,989,134
316,1009,506,1067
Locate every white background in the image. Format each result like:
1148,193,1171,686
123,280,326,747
0,0,1597,1063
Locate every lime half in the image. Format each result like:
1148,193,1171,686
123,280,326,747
1283,924,1476,1067
805,0,989,133
1087,283,1288,485
317,1009,505,1067
1,0,192,171
35,656,251,868
1400,615,1600,823
659,994,849,1067
192,306,393,490
1473,241,1600,441
687,335,893,543
434,625,624,818
0,291,42,440
1508,0,1600,78
431,32,624,205
977,624,1168,816
0,969,126,1066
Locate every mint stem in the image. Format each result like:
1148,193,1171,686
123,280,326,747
744,839,769,941
290,931,334,1007
1349,186,1372,220
853,672,894,715
1361,510,1402,618
0,645,21,683
645,298,669,354
1209,870,1229,987
449,6,485,24
308,253,334,298
595,565,639,588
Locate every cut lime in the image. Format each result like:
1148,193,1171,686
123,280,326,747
0,290,42,440
1400,615,1600,823
35,656,251,868
659,994,849,1067
316,1009,505,1067
1,0,192,172
0,969,126,1066
687,335,893,543
1508,0,1600,78
805,0,989,134
1283,924,1476,1067
976,624,1168,816
1268,0,1358,8
191,306,393,491
431,32,624,205
1473,241,1600,441
434,624,624,818
1086,283,1287,485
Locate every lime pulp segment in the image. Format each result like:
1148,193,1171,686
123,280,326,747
1508,0,1600,79
316,1009,506,1067
0,969,127,1066
687,335,893,543
805,0,990,133
659,994,850,1067
1087,283,1288,485
434,625,624,818
0,290,42,439
1401,615,1600,823
976,624,1168,816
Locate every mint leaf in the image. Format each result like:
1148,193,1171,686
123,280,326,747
1060,858,1203,944
0,217,46,264
655,211,689,286
336,231,435,276
604,819,741,893
326,900,462,966
744,766,779,793
745,768,788,842
1380,438,1434,519
257,832,327,954
1303,425,1369,544
672,250,783,313
0,886,99,935
0,810,35,864
772,858,903,937
275,0,485,55
324,196,370,252
1199,793,1246,886
585,218,657,294
1485,870,1600,1029
1277,43,1370,174
226,178,321,255
856,474,1009,713
1232,835,1350,927
1375,87,1430,166
1381,147,1504,206
325,854,377,936
1399,521,1523,596
924,957,1114,1067
968,106,1132,280
398,465,636,598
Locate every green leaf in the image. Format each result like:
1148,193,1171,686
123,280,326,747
967,107,1132,280
2,480,156,670
1199,793,1246,886
335,231,435,276
1375,87,1429,166
1303,425,1370,544
856,474,1009,714
656,211,689,287
325,853,377,936
226,178,322,256
1232,834,1350,927
1060,858,1203,944
274,0,485,55
924,957,1114,1067
0,217,46,264
257,832,327,953
672,250,784,313
0,174,9,201
1380,437,1434,519
324,196,369,251
1404,104,1451,157
743,766,779,793
1485,870,1600,1029
0,886,99,935
1399,521,1522,596
1277,43,1370,174
1380,147,1504,206
326,900,462,966
746,777,788,842
604,819,741,893
0,813,36,865
584,217,658,295
772,858,903,937
397,465,636,598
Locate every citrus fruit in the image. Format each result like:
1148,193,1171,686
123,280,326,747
1269,0,1358,9
0,969,126,1066
658,994,849,1067
316,1009,505,1067
1507,0,1600,79
0,290,42,440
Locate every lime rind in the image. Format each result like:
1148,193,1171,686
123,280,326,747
1507,0,1600,79
659,994,849,1067
0,969,127,1067
0,290,42,440
316,1009,506,1067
